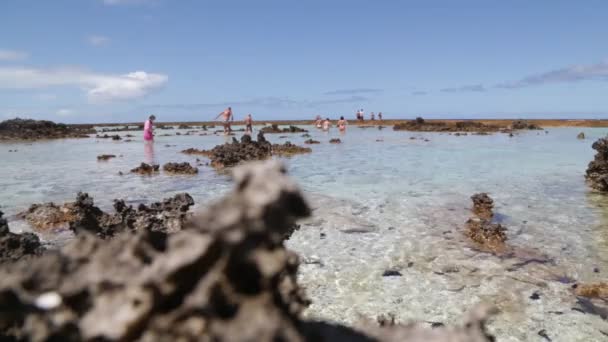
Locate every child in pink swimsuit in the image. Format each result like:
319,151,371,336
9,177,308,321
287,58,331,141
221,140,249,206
144,115,155,141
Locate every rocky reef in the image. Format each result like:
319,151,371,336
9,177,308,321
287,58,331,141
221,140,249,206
393,118,500,133
272,142,312,156
329,138,342,144
574,283,608,299
97,154,116,161
131,163,160,175
304,139,320,144
0,211,44,264
96,134,122,140
511,120,542,130
585,138,608,192
180,148,213,157
162,162,198,175
0,118,94,141
260,124,308,134
100,125,143,132
465,193,507,251
0,161,497,341
577,132,585,139
203,132,272,168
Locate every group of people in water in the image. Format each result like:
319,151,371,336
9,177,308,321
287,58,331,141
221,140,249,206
143,107,384,141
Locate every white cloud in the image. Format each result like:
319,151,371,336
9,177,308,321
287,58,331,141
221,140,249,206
0,49,29,62
87,35,110,47
56,108,74,117
497,60,608,89
0,66,168,103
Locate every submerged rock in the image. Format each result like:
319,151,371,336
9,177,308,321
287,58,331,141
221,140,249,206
97,154,116,161
393,118,500,133
465,193,507,251
471,193,494,220
304,139,320,144
260,124,308,134
181,148,213,157
0,118,93,141
96,134,122,140
272,142,312,156
577,132,585,139
130,163,160,175
0,161,499,341
585,138,608,192
329,138,342,144
0,211,44,264
574,283,608,299
162,162,198,175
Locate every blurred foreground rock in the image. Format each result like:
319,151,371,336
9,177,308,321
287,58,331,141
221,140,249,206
585,138,608,192
0,161,497,341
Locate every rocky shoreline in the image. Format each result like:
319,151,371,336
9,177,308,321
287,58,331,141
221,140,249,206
0,118,94,141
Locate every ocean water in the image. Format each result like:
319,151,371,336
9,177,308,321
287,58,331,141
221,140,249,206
1,125,608,341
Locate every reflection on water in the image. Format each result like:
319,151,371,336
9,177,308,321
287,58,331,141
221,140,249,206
1,125,608,340
144,140,155,164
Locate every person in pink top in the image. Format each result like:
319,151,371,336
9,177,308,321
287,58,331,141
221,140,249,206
143,115,156,141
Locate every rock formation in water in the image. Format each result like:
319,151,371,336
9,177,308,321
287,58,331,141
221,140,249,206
304,139,320,144
100,125,143,132
0,118,94,140
260,124,308,134
465,193,507,250
96,134,122,140
131,163,160,175
0,161,497,341
329,138,342,144
203,132,272,168
181,148,213,157
271,142,312,156
0,211,44,264
162,162,198,175
577,132,585,139
511,120,542,130
97,154,116,161
18,202,78,230
574,283,608,299
393,118,500,133
585,138,608,192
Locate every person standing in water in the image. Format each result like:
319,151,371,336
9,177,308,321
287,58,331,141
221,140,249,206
143,114,155,141
245,113,253,134
337,116,347,132
378,112,383,122
215,107,233,135
322,117,331,131
370,112,375,121
315,115,323,129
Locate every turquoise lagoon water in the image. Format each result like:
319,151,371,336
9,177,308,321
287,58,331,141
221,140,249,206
1,125,608,341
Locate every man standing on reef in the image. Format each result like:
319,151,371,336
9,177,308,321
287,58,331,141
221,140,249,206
245,113,253,134
215,107,233,135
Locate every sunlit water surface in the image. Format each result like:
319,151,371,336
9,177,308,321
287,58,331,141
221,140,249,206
1,125,608,341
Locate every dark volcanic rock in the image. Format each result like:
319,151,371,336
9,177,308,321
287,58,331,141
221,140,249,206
162,162,198,175
0,211,44,264
511,120,542,130
204,132,272,168
577,132,585,139
96,134,122,140
304,139,320,144
260,124,308,134
272,142,312,156
0,161,497,342
130,163,160,175
586,138,608,192
97,154,116,161
393,118,500,133
471,193,494,220
0,118,93,141
181,148,213,157
329,138,342,144
100,125,143,132
18,202,78,230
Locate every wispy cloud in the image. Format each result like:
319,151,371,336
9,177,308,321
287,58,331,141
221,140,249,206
0,67,168,103
411,91,427,96
102,0,152,5
440,84,486,93
0,49,29,62
497,60,608,89
324,88,382,96
87,35,111,47
146,95,367,111
56,108,74,117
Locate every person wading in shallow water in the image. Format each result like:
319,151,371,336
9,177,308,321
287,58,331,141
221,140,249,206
215,107,233,135
245,113,253,134
337,116,347,132
378,112,383,122
322,118,331,131
143,114,155,141
314,115,323,129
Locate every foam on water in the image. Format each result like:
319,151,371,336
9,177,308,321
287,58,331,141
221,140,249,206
1,125,608,340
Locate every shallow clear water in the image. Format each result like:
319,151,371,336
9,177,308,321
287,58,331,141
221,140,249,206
1,125,608,341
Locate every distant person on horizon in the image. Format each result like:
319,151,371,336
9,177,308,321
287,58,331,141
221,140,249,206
360,109,365,121
337,116,347,132
215,107,233,135
315,115,323,129
143,114,155,141
370,112,375,121
245,113,253,134
378,112,383,122
322,117,331,131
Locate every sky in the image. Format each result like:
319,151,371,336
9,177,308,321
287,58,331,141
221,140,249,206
0,0,607,123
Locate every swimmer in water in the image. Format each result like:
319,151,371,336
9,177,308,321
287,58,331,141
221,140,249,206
337,116,347,132
322,117,331,131
245,113,253,134
215,107,233,135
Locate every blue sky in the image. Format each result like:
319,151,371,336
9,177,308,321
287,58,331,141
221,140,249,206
0,0,607,123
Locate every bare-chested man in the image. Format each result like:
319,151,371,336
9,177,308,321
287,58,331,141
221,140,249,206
245,113,253,134
215,107,233,134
